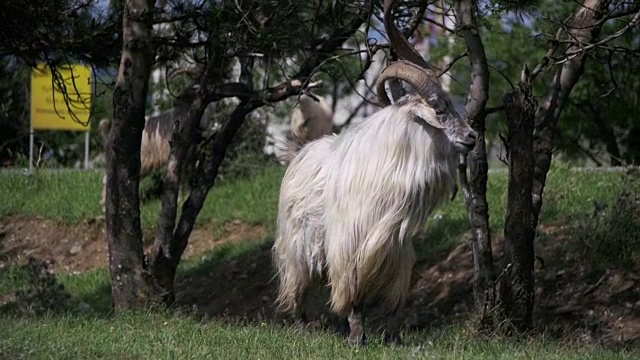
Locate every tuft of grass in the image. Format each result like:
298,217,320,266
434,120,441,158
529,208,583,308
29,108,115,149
540,164,625,223
0,259,73,315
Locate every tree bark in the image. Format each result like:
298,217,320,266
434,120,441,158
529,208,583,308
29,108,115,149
532,0,613,226
499,67,537,333
105,0,156,311
150,96,207,303
454,0,496,329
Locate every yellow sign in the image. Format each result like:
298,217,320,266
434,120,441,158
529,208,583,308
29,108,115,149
30,63,92,131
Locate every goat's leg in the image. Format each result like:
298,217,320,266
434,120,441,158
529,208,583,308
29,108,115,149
292,285,310,331
100,174,107,214
382,309,403,345
347,303,366,346
336,316,350,337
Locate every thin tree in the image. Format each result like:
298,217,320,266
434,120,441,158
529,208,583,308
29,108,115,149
104,0,157,310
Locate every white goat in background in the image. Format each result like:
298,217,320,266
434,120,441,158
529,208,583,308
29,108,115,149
97,105,196,213
289,93,334,143
271,0,477,346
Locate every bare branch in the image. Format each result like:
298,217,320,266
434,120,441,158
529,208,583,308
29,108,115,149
437,52,468,77
595,49,619,103
402,0,431,37
530,28,563,81
423,15,456,34
553,9,640,64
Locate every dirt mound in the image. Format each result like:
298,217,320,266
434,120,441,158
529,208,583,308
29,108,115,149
0,216,266,273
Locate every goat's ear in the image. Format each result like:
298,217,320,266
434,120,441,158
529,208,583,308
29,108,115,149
410,103,445,129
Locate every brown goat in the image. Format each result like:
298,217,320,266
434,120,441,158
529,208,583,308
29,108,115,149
98,106,192,212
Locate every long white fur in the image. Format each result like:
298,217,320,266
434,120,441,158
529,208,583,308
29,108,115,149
273,94,458,316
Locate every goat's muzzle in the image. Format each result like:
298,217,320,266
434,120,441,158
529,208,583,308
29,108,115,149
454,129,478,154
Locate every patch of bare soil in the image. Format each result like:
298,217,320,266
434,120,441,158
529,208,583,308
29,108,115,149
0,216,266,273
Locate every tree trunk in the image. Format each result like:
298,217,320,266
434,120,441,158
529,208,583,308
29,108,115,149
150,97,206,303
499,67,537,333
150,48,242,303
105,0,157,311
455,0,496,329
532,0,613,226
151,99,258,303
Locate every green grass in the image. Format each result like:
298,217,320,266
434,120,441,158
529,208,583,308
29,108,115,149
0,163,623,233
0,170,103,223
434,163,624,231
570,172,640,269
415,163,625,263
0,313,635,360
0,163,637,359
0,165,285,230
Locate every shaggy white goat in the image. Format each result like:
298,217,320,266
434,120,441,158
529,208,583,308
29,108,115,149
271,0,477,346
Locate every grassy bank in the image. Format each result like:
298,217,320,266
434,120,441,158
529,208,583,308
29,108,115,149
0,165,284,231
0,163,624,231
0,164,637,359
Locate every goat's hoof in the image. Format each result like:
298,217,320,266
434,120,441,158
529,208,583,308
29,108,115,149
382,331,403,346
293,319,309,333
348,332,366,347
336,317,350,337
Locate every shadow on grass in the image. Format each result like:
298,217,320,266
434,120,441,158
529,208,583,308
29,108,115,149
168,215,474,340
0,212,509,337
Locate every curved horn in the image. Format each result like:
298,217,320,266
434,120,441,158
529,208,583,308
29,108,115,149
378,0,446,106
375,60,447,106
383,0,432,70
